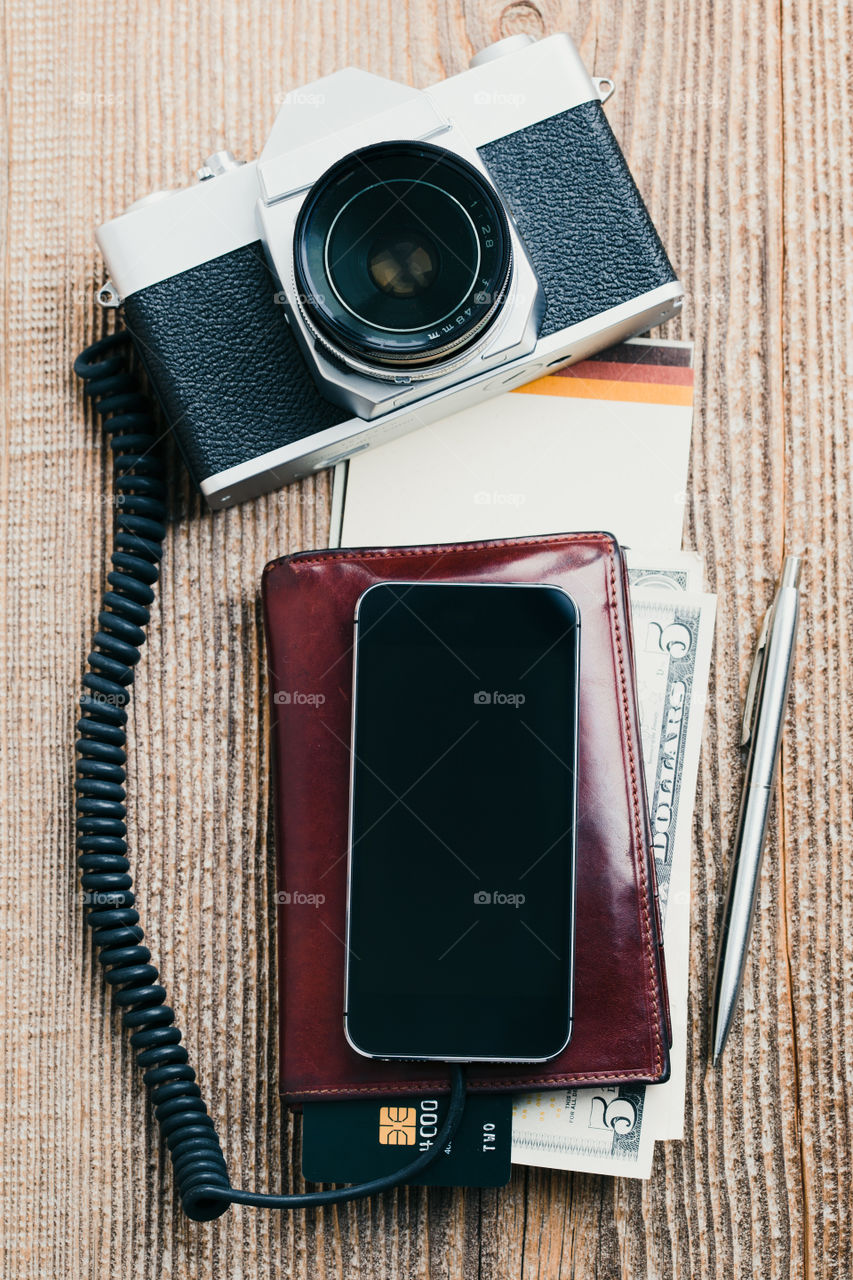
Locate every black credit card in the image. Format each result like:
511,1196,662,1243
301,1092,512,1187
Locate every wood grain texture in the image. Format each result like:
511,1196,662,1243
0,0,849,1275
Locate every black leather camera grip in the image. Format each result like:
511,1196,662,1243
123,243,350,484
479,100,678,338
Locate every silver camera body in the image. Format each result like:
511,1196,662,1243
96,34,684,508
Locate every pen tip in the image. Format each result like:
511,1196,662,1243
710,1020,727,1067
782,557,802,588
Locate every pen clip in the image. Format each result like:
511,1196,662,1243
741,606,772,749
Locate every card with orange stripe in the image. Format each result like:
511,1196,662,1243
333,338,695,552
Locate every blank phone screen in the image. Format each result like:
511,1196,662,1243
345,581,579,1062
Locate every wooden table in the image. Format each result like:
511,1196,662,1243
1,1,848,1276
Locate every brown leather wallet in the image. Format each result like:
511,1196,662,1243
262,532,671,1101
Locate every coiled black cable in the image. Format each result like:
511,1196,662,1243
74,331,467,1222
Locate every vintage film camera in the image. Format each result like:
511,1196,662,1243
96,33,683,507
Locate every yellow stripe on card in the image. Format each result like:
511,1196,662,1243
513,375,693,407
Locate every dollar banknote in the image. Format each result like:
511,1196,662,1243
511,577,716,1177
626,548,704,595
626,588,716,1151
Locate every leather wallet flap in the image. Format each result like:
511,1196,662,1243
262,532,670,1100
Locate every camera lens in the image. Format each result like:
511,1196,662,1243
293,141,512,370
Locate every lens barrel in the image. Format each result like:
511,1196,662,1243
293,141,512,370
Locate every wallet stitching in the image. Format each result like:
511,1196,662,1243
606,548,664,1077
269,530,615,571
285,1068,663,1099
270,531,666,1090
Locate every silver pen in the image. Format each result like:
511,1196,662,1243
710,555,802,1066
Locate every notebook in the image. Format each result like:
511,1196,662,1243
262,531,671,1102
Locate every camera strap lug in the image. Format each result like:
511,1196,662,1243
97,279,122,309
593,76,615,104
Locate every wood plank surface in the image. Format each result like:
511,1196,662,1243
0,0,850,1276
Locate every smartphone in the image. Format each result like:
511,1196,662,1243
344,580,580,1063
